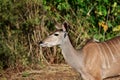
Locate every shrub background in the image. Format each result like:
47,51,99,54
0,0,120,69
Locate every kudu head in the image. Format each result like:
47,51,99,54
39,22,68,47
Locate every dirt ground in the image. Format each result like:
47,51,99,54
0,64,80,80
0,64,120,80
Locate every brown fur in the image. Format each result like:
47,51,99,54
83,36,120,79
40,23,120,80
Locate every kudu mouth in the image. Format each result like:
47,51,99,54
39,41,54,47
39,41,46,47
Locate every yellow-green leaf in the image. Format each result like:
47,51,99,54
113,25,120,31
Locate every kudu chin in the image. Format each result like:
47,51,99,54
40,22,120,80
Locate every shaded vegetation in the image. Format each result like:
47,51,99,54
0,0,120,71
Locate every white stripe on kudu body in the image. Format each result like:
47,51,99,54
40,22,120,80
103,42,116,62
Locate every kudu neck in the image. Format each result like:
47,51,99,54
60,35,76,53
59,35,83,68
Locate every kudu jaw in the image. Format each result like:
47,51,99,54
40,23,68,47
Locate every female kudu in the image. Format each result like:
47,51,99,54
40,22,120,80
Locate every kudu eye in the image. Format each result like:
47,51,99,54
54,33,59,36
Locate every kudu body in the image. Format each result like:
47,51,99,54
40,23,120,80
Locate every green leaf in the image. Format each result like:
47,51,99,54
57,2,70,11
22,71,30,77
113,25,120,32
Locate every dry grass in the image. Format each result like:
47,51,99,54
0,64,120,80
0,64,80,80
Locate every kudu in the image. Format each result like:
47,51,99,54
39,23,120,80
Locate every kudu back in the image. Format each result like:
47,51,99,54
40,23,120,80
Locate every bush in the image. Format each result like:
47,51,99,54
0,0,120,69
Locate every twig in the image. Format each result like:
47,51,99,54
87,3,97,16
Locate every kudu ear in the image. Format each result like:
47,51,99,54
55,23,61,30
55,22,69,32
62,22,69,38
62,22,68,32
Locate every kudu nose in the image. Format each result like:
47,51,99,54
39,41,43,44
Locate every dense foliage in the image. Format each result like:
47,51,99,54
0,0,120,69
